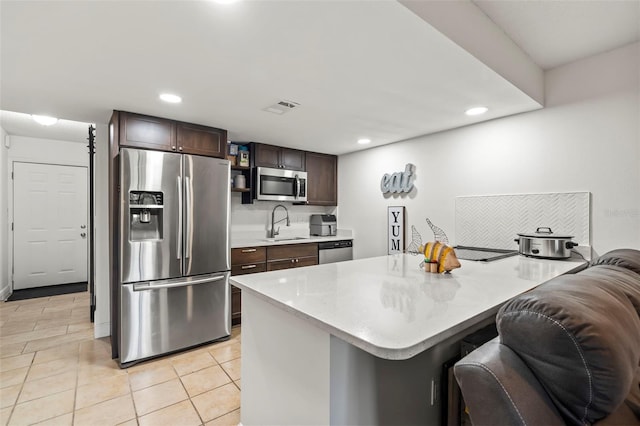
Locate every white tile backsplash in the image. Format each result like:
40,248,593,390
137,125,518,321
455,191,591,250
230,194,336,239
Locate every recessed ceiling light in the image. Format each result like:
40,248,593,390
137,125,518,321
357,138,371,145
465,106,488,116
160,93,182,104
32,115,58,126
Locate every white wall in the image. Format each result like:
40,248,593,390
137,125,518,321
338,43,640,259
0,131,112,338
93,123,110,338
230,196,336,239
8,135,87,166
0,126,9,300
5,135,88,298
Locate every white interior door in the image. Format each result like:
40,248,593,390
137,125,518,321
13,162,88,290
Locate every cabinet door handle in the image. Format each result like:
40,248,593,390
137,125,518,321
178,146,183,151
241,264,257,270
241,248,257,253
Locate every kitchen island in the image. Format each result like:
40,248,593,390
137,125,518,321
231,253,587,425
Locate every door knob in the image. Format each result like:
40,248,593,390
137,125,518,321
80,232,86,238
80,225,86,229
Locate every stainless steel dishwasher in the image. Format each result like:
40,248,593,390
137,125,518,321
318,240,353,264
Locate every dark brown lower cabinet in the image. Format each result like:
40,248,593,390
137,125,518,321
266,243,318,271
231,247,267,325
266,256,318,271
231,285,242,325
230,243,318,324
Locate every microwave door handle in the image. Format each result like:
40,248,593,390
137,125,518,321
295,175,300,199
177,176,182,260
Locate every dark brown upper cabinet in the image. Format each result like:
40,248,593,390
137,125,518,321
117,111,227,158
305,152,338,206
254,143,305,171
119,112,175,152
176,122,225,158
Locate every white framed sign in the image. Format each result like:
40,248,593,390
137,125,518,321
388,206,406,254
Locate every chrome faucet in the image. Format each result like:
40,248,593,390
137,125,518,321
269,204,290,238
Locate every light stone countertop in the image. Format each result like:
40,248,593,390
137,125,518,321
230,230,353,248
230,253,587,360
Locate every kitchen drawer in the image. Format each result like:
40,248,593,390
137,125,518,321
232,247,267,265
267,255,318,272
267,243,318,261
231,262,267,276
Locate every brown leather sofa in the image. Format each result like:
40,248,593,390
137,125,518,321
454,249,640,425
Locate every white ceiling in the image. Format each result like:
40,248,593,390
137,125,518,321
1,0,638,154
473,0,640,71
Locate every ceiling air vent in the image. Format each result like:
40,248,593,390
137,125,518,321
263,100,300,115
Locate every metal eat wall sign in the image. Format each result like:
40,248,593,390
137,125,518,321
380,163,415,194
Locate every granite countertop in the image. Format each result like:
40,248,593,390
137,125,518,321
231,230,353,248
230,253,587,360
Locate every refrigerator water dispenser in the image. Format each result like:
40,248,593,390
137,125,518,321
129,191,163,241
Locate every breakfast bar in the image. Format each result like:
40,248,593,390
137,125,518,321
231,253,587,425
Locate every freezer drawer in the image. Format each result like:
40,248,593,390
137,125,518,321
119,272,231,365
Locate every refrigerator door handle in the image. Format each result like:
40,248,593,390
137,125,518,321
185,176,193,262
177,176,182,260
133,274,226,291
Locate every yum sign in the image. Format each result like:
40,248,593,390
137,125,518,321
380,164,415,194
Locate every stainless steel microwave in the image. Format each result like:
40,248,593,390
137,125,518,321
256,167,307,202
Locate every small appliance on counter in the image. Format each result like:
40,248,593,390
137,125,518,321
514,227,578,259
310,214,337,236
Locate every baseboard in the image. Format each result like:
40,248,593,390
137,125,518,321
6,282,87,301
94,321,111,339
0,285,12,302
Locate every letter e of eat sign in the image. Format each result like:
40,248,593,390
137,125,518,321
380,164,415,194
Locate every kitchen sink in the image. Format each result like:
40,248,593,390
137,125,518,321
262,236,310,242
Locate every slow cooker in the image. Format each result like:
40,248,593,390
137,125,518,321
514,227,578,259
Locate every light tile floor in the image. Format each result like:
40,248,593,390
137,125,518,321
0,292,241,426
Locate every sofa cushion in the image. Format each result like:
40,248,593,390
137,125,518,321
497,274,640,425
580,265,640,317
626,367,640,419
591,249,640,276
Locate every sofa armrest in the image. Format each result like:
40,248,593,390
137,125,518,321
454,338,565,426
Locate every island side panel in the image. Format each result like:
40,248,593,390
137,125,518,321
241,292,331,425
329,334,461,425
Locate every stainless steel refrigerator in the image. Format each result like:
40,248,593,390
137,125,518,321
119,148,231,366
